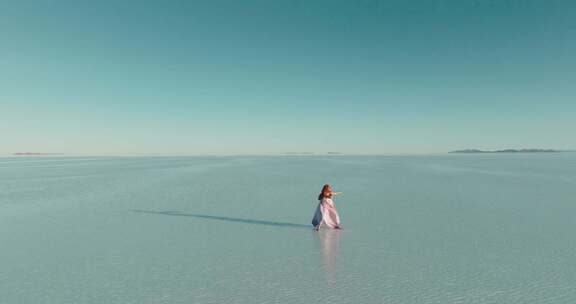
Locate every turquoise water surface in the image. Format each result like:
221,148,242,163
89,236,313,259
1,154,575,303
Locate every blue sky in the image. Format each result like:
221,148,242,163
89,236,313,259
1,0,575,154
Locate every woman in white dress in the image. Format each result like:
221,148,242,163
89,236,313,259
312,184,343,230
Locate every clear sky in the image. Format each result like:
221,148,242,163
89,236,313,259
1,0,575,155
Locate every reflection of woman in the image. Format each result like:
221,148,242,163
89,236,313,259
313,229,341,284
312,184,343,230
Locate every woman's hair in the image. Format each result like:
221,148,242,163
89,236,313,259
318,184,332,200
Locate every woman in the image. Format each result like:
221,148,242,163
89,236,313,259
312,184,343,230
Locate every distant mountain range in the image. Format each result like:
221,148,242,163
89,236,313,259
449,149,563,154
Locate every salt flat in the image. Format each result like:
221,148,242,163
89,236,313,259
1,154,575,303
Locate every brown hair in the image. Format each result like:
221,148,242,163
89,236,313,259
318,184,332,200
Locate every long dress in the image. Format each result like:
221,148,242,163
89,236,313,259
311,197,341,228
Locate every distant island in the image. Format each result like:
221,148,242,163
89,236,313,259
450,149,562,154
281,152,344,155
13,152,64,156
281,152,316,155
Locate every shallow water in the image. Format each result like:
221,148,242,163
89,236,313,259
1,154,575,303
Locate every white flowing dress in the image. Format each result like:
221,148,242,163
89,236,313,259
311,197,341,228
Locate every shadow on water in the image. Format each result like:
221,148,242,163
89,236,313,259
130,209,311,229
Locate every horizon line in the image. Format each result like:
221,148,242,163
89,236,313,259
2,151,575,157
